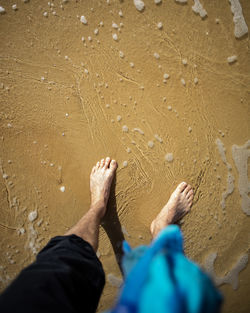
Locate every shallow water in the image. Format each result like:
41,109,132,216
0,1,249,312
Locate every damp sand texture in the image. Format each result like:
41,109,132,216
0,1,249,313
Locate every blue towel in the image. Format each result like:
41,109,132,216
107,225,222,313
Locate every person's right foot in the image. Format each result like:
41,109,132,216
150,182,193,239
90,157,117,218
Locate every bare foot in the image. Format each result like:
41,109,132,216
90,157,117,218
150,182,193,239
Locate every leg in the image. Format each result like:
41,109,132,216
65,157,117,251
150,182,194,239
0,235,106,313
0,157,117,313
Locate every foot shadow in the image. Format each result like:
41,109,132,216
101,175,125,275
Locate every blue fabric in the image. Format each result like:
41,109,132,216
107,225,222,313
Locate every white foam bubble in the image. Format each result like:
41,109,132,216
28,210,38,222
107,273,123,288
80,15,87,24
157,22,163,29
154,52,160,59
226,255,248,289
112,22,118,29
123,160,128,167
154,134,163,143
134,0,145,11
122,125,129,132
18,227,25,235
0,6,5,13
122,225,130,236
165,153,174,162
133,128,144,135
112,33,118,41
204,252,248,290
181,78,186,86
26,223,39,255
216,138,227,164
216,138,235,209
60,186,65,192
192,0,207,18
227,55,237,64
232,140,250,215
229,0,248,38
221,173,235,209
148,141,154,148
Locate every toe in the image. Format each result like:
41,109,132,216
100,159,105,168
91,166,96,174
187,189,194,199
96,161,100,168
184,184,192,195
188,194,193,205
177,182,188,193
104,157,111,169
110,159,117,171
188,199,193,207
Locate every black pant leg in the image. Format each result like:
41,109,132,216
0,235,105,313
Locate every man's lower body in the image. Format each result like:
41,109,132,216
0,157,194,313
0,235,105,313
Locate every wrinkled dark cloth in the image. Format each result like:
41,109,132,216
0,235,105,313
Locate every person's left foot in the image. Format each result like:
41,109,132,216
150,182,193,239
90,157,117,218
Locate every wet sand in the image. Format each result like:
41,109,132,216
0,0,249,312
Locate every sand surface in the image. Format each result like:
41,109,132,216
0,0,249,312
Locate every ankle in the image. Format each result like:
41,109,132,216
150,220,170,239
150,221,158,239
90,201,106,218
